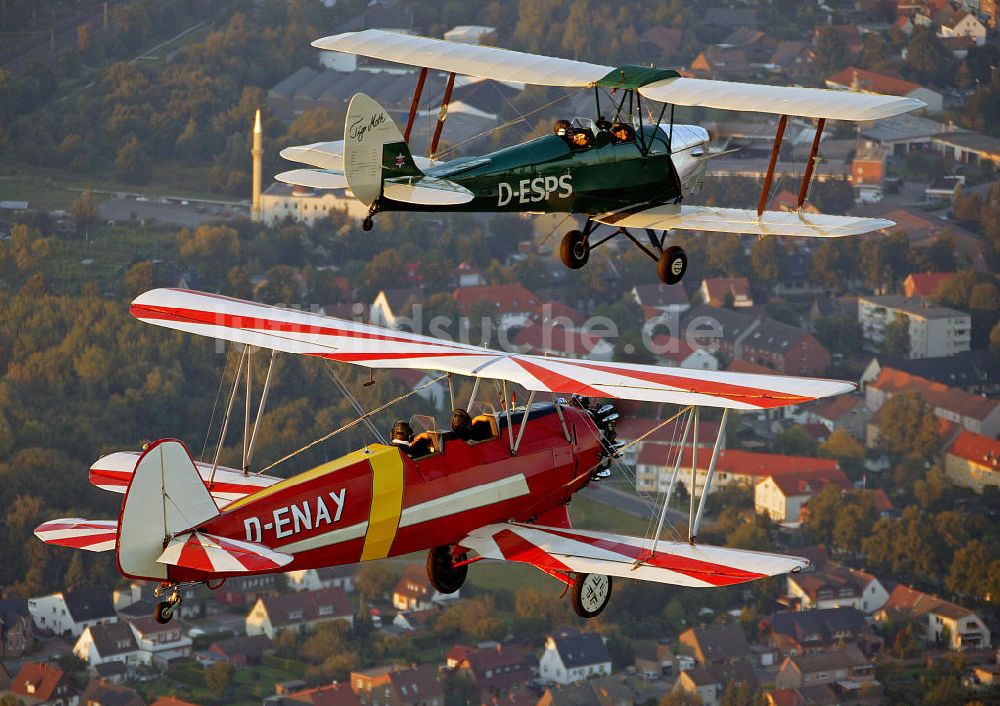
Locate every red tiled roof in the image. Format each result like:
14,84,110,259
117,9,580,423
10,663,68,702
903,272,954,297
766,467,851,497
511,324,608,357
150,698,205,706
285,683,362,706
869,368,1000,421
881,584,973,620
810,395,862,421
826,67,921,96
947,430,1000,468
650,334,697,363
637,446,841,478
453,283,539,316
863,488,894,513
727,359,776,375
641,25,684,54
534,300,585,327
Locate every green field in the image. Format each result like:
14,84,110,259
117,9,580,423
47,223,177,292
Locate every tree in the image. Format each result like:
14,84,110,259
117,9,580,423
205,661,233,696
70,191,98,237
726,522,771,551
905,27,956,86
356,563,395,602
946,540,989,598
773,425,816,456
124,261,155,300
114,136,151,184
750,236,786,283
876,392,940,461
660,689,703,706
177,225,241,268
990,320,1000,364
813,27,849,76
819,429,865,477
881,313,911,358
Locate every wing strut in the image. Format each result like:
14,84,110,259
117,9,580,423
430,71,456,160
756,114,788,219
404,67,428,143
796,118,826,209
691,407,729,541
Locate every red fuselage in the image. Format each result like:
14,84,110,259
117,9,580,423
165,404,604,582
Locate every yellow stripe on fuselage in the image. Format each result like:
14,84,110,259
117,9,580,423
360,446,405,561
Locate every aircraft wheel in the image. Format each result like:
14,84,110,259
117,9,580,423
154,601,175,625
559,230,589,270
362,217,374,231
571,573,612,618
657,245,687,285
427,545,468,594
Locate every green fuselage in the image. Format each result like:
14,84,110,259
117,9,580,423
385,124,682,215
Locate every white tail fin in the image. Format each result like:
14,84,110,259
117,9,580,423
117,439,220,580
344,92,421,207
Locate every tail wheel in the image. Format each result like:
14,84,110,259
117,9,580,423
559,230,590,270
427,545,468,594
154,601,175,624
572,573,612,618
657,245,687,285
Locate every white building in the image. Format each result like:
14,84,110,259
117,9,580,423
939,11,987,45
127,617,193,667
787,564,890,614
73,622,140,671
285,565,358,593
539,628,612,685
858,295,971,359
259,184,368,226
246,588,353,639
878,585,991,651
754,468,850,523
29,588,117,637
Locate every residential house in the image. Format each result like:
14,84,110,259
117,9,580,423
29,588,117,637
392,606,440,633
945,431,1000,494
208,635,273,666
860,113,947,156
926,176,964,202
0,598,35,657
285,565,358,593
510,323,614,360
761,608,876,656
851,145,887,202
392,565,459,611
453,283,539,331
813,25,863,54
268,682,361,706
786,563,889,614
765,685,840,705
631,282,691,315
4,662,78,706
350,664,443,706
688,46,752,79
862,350,1000,397
678,623,751,666
539,628,612,685
616,416,721,468
535,682,602,706
902,272,954,298
149,698,203,706
825,67,942,113
802,396,867,439
674,661,758,706
73,622,141,673
685,305,831,376
766,41,813,77
640,25,687,64
127,617,192,667
212,574,280,607
773,645,876,689
446,643,533,698
246,587,353,639
864,367,1000,438
699,277,753,308
939,10,987,45
858,295,971,359
370,288,422,330
755,468,852,523
637,447,840,497
78,679,145,706
651,337,719,371
876,584,991,650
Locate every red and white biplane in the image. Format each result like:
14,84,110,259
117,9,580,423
36,289,854,621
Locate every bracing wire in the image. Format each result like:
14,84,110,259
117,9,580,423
322,361,386,444
200,351,235,462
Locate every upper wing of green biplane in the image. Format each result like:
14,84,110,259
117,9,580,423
313,29,924,121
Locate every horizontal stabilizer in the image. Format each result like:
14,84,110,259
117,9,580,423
384,176,474,205
35,518,118,552
90,451,280,508
275,168,348,190
158,532,292,573
597,205,893,238
462,523,809,587
281,140,439,172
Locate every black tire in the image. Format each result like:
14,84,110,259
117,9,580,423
572,573,612,618
657,245,687,285
154,601,175,624
559,230,589,270
426,545,468,594
362,217,374,231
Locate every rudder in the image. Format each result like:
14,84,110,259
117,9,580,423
116,439,220,580
344,93,422,207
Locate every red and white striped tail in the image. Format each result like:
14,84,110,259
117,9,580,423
34,518,118,552
157,532,292,573
89,451,281,508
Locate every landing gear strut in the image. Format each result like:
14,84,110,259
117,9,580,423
556,219,687,285
153,586,182,624
427,545,468,594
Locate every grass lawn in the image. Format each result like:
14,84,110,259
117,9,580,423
569,494,654,535
47,223,177,292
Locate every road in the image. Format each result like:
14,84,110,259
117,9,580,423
581,483,688,528
99,197,244,228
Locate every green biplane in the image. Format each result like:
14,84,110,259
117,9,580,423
277,30,923,285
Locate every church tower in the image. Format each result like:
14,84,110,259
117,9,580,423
251,108,262,222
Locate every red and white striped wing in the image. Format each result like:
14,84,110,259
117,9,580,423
34,518,119,552
157,532,293,573
461,523,809,588
90,451,281,508
131,289,854,410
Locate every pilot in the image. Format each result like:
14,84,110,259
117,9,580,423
570,129,592,149
611,122,634,144
390,421,414,449
451,408,472,441
596,116,612,132
553,119,572,139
